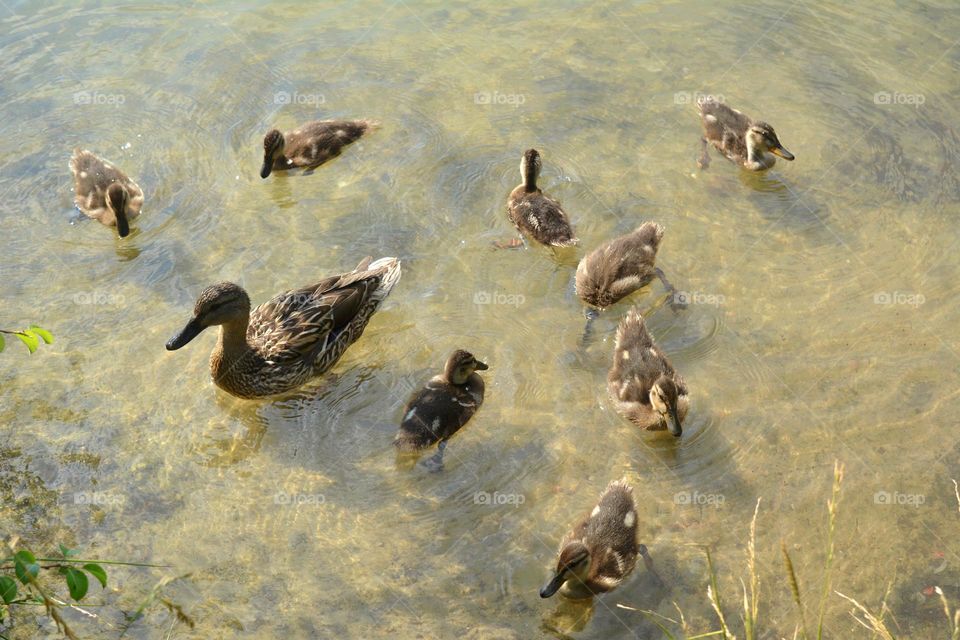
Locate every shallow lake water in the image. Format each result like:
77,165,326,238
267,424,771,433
1,0,959,638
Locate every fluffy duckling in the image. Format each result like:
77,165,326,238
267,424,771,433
608,307,688,436
69,149,144,238
165,257,401,399
394,350,488,471
697,99,794,171
506,149,578,247
541,479,652,599
576,221,685,309
260,118,378,178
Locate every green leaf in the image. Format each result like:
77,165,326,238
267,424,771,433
29,326,53,344
83,564,107,589
13,551,39,584
62,567,88,601
58,544,77,558
15,332,38,354
0,333,5,353
0,576,17,603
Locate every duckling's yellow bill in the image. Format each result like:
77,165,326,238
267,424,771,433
771,145,795,160
474,360,489,370
166,317,203,351
539,572,566,598
668,406,683,437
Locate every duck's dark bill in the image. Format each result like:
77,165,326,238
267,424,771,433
539,573,565,598
474,360,489,370
116,214,130,238
260,160,273,178
669,406,683,437
166,317,203,350
771,146,795,161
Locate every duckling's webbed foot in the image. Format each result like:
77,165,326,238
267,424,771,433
421,440,447,473
654,268,686,312
580,308,599,347
637,543,665,587
492,237,525,250
697,137,711,170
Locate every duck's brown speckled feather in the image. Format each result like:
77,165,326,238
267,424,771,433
576,222,664,308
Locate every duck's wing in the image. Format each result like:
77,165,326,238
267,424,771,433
699,100,751,135
510,191,577,247
247,262,389,364
396,379,477,449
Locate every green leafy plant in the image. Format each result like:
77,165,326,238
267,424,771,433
0,539,177,640
0,325,54,354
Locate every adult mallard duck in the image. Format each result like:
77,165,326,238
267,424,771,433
165,257,401,399
69,149,144,237
608,307,688,436
541,478,655,599
697,99,794,171
394,350,488,471
506,149,578,247
260,119,378,178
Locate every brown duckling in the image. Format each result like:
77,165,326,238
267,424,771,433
260,118,378,178
608,307,688,436
697,99,794,171
69,149,144,238
541,478,653,599
394,350,488,471
506,149,578,247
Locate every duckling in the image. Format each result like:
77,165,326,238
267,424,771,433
506,149,578,247
697,99,794,171
394,350,488,472
165,257,401,399
541,478,653,599
69,149,144,238
608,307,688,436
260,119,378,178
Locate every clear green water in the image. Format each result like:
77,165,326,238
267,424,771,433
1,1,959,638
